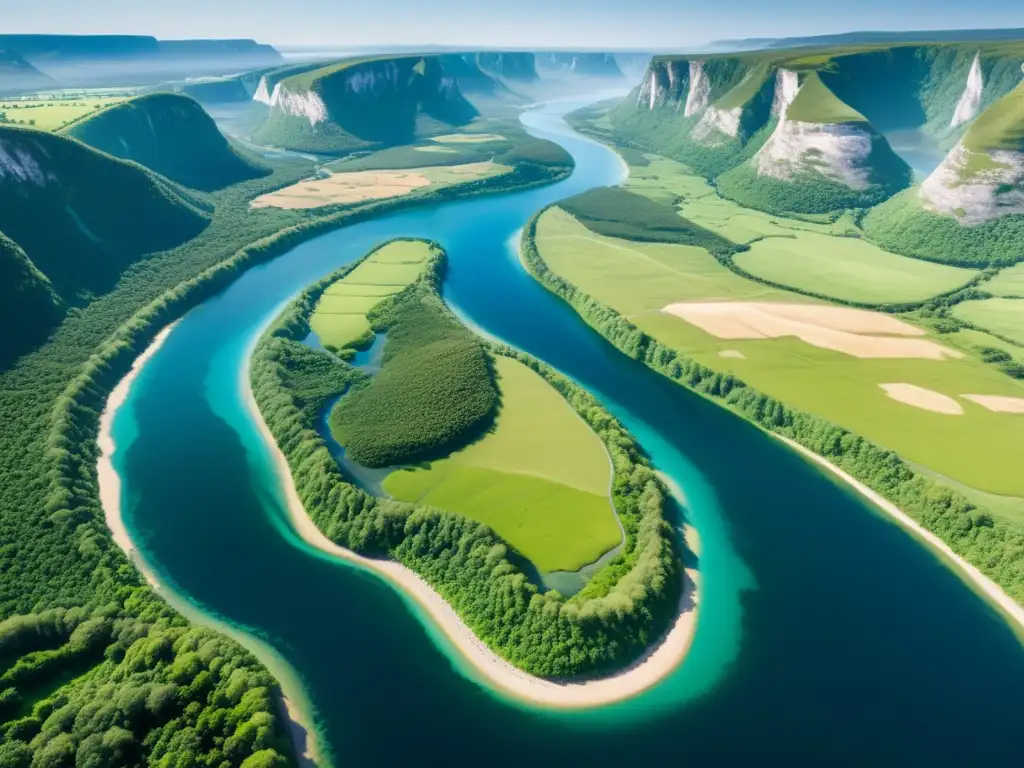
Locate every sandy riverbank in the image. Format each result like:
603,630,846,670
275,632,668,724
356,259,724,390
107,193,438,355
777,435,1024,633
96,323,321,768
242,352,699,708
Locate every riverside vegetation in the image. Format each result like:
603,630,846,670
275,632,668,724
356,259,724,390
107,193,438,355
522,205,1024,603
250,241,683,677
0,94,573,763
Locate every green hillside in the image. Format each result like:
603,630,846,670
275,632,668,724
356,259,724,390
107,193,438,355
962,79,1024,153
0,232,63,365
62,93,269,190
0,124,210,299
786,72,868,123
253,55,479,155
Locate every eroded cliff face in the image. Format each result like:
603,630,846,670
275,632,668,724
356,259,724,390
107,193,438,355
536,52,624,78
755,120,877,188
920,143,1024,224
951,54,985,127
634,59,690,109
476,52,538,82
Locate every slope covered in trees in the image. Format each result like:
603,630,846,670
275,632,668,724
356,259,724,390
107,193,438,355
0,124,210,358
0,233,63,366
62,93,269,191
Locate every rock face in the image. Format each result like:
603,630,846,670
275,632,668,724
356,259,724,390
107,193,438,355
920,142,1024,224
684,61,711,116
755,120,877,188
254,56,478,153
476,52,538,82
535,52,624,78
951,53,984,127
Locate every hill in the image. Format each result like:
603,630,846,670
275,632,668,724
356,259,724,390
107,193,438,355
863,79,1024,266
0,124,209,303
0,50,53,94
710,27,1024,52
0,231,63,365
252,55,479,155
62,92,269,190
610,41,1024,212
438,53,507,95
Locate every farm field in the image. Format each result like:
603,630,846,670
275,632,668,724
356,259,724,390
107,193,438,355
383,355,619,573
251,161,511,209
535,205,1024,498
0,96,128,131
309,240,431,350
733,232,978,305
983,263,1024,297
952,298,1024,345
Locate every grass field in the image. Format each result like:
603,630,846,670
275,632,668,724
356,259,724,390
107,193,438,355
383,355,619,573
310,241,431,350
624,154,859,243
985,263,1024,297
537,207,802,315
535,206,1024,498
733,232,978,304
952,298,1024,345
785,72,867,124
0,97,128,131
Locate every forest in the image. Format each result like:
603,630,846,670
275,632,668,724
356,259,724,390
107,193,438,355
0,125,575,764
521,207,1024,603
329,250,500,467
250,243,684,677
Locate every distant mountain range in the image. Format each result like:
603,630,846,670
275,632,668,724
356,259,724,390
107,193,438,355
706,27,1024,52
0,35,281,89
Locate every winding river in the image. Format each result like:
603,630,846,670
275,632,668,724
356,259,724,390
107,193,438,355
110,96,1024,766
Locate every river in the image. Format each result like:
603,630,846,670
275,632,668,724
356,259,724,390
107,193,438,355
111,96,1024,766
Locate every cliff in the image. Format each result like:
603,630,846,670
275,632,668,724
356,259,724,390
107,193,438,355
252,56,478,154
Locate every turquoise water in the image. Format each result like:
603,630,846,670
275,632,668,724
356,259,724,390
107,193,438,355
112,97,1024,766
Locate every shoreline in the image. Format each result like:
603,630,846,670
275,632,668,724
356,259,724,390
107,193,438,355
242,340,700,708
776,435,1024,634
96,323,322,768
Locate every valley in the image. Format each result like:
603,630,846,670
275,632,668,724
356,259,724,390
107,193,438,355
0,25,1023,768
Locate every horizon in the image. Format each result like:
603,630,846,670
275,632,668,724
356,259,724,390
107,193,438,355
4,0,1024,49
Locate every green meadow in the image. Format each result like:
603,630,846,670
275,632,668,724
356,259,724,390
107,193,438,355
309,240,431,350
984,263,1024,297
733,232,978,305
952,298,1024,345
535,204,1024,498
383,355,620,573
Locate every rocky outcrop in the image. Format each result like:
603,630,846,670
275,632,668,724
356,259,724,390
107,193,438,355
755,120,877,188
951,53,984,128
920,142,1024,224
684,61,711,116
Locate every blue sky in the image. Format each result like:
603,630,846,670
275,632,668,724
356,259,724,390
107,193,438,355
5,0,1024,49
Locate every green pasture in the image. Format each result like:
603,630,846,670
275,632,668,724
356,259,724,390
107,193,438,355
952,298,1024,345
536,208,802,315
631,310,1024,498
383,355,619,573
0,96,128,131
734,232,978,304
309,240,431,350
985,263,1024,297
534,208,1024,500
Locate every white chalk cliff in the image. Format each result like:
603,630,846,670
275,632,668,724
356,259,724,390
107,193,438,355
266,83,328,126
684,61,710,117
0,138,54,186
920,142,1024,225
753,75,875,189
951,54,984,128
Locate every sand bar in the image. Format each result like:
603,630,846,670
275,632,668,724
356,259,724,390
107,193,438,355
97,323,320,768
961,394,1024,413
776,435,1024,634
663,302,961,360
880,383,964,414
432,133,507,143
242,345,699,708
